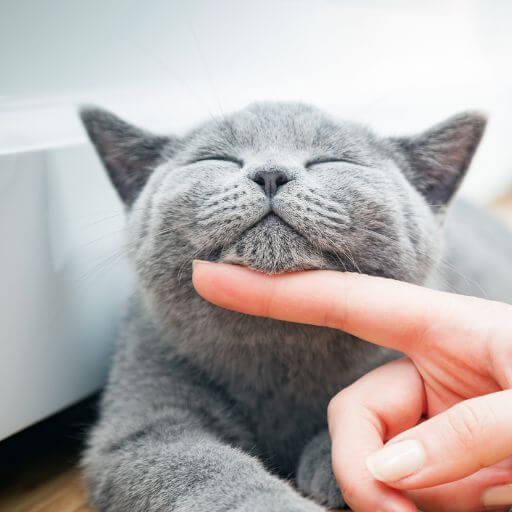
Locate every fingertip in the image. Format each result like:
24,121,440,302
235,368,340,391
191,259,213,295
191,261,268,313
192,260,233,302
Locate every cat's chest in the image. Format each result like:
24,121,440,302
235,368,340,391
216,333,394,473
226,371,333,475
172,315,397,471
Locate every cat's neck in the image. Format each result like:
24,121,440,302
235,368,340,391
135,289,394,398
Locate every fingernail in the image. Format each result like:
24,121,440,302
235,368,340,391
192,259,211,269
482,485,512,507
366,440,425,483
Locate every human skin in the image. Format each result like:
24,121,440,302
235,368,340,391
192,261,512,512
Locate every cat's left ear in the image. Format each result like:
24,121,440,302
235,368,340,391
390,112,487,206
80,106,178,206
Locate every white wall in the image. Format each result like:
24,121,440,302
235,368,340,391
2,0,512,200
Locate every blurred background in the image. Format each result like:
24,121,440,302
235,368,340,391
3,0,512,199
1,0,512,444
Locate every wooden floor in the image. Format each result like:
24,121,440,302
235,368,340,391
1,195,512,512
0,397,96,512
0,468,92,512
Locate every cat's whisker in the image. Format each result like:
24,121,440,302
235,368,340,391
351,225,490,298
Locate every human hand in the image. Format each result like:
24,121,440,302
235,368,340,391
192,262,512,511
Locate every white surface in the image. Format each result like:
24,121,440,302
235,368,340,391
1,0,512,439
0,146,130,440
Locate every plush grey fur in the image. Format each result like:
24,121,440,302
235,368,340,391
79,102,512,511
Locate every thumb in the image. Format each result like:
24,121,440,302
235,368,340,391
366,390,512,490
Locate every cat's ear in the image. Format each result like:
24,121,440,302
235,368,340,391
390,112,487,206
80,106,177,206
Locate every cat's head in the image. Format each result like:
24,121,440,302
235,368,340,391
81,102,485,293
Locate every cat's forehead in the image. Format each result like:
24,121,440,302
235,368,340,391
181,102,380,157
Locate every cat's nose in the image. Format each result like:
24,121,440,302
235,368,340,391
251,169,291,198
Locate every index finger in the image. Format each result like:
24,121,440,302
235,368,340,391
192,261,509,354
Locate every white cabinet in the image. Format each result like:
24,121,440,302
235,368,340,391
0,145,131,440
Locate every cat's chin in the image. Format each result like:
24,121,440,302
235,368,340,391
219,258,327,275
217,214,330,274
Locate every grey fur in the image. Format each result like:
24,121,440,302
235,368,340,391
80,102,512,511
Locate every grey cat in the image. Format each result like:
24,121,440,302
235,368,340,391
79,102,512,511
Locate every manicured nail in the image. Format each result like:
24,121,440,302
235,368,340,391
482,485,512,507
366,440,425,483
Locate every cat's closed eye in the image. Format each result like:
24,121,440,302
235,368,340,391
305,158,363,168
193,156,243,167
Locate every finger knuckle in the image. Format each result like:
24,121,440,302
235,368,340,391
261,277,277,318
446,402,486,452
327,391,348,422
328,386,359,418
327,395,338,422
324,272,357,331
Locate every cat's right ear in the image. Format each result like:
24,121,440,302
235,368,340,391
80,106,177,206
